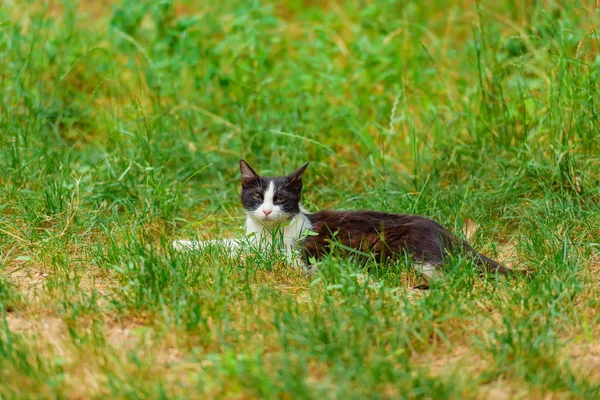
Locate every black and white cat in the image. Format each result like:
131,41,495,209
174,160,525,281
173,161,312,265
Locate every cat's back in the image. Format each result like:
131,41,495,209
303,209,455,262
307,209,445,232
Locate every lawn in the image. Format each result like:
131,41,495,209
1,0,600,398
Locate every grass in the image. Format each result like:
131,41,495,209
1,0,600,398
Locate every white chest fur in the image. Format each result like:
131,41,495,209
245,210,312,255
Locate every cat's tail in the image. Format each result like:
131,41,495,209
471,250,533,278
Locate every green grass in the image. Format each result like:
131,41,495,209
1,0,600,398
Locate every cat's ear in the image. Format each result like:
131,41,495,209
240,160,259,186
285,162,309,187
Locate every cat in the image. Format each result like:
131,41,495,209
237,159,525,280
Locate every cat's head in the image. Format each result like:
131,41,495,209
239,160,309,223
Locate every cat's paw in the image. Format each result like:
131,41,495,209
172,240,200,252
303,263,319,275
414,262,444,281
290,257,305,269
173,239,243,253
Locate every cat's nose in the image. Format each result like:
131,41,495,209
263,209,272,217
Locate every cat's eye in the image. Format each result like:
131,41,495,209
274,194,284,203
252,193,262,200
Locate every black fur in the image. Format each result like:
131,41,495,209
303,210,519,276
